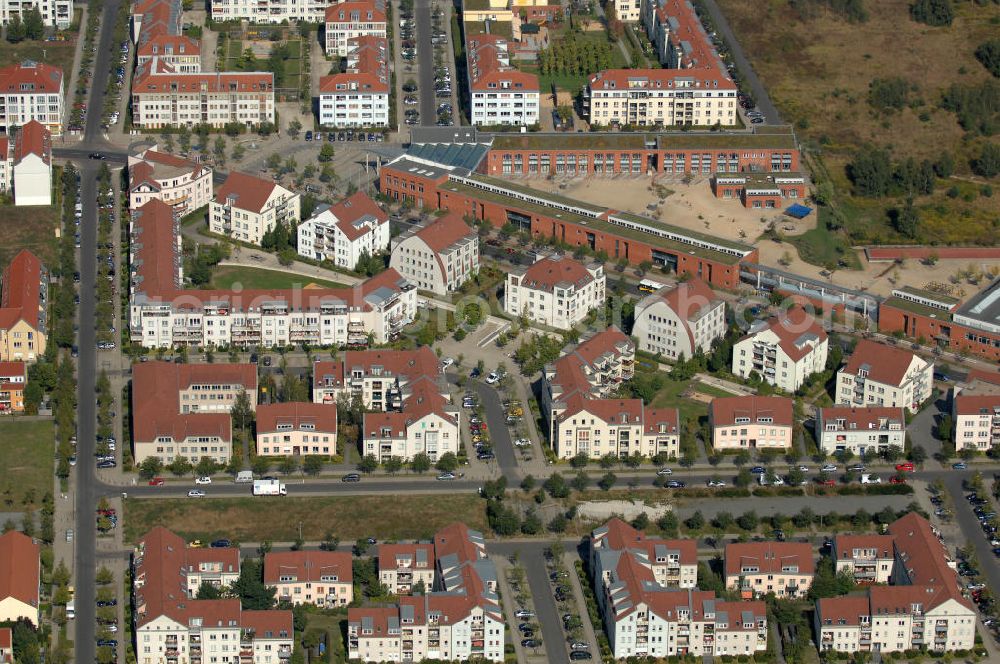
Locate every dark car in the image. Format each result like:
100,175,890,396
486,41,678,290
250,353,258,364
89,152,107,160
304,130,313,141
97,640,118,647
521,639,539,648
96,599,118,607
751,466,765,475
96,460,116,469
570,651,593,660
665,480,686,488
211,539,232,548
342,473,361,482
477,452,495,461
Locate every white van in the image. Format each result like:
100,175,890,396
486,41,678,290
861,474,881,485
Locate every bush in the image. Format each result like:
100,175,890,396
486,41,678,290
910,0,953,26
976,38,1000,78
972,143,1000,178
868,77,911,111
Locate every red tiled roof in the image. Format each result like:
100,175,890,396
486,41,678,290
0,531,39,610
434,522,485,567
129,149,205,194
131,361,257,444
594,518,697,565
724,541,814,577
256,402,337,434
833,534,895,561
566,398,644,424
213,171,282,214
326,191,388,241
589,67,735,92
241,609,293,639
0,626,11,651
467,33,539,93
548,327,633,405
13,120,50,166
319,36,389,94
410,211,474,253
954,394,1000,416
132,70,273,94
378,543,436,571
710,395,793,428
0,361,26,381
887,512,962,597
325,0,386,23
656,278,719,321
965,369,1000,386
0,61,63,95
131,199,181,296
841,339,922,387
0,249,44,332
644,408,680,435
742,305,827,362
817,595,870,627
818,406,905,430
137,34,201,58
519,255,595,292
264,550,353,585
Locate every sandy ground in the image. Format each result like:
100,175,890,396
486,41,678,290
530,175,999,298
576,500,672,521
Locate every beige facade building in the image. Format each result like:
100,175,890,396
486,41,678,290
632,278,725,360
835,340,933,414
378,543,436,595
591,519,698,590
709,395,794,451
389,211,479,295
255,402,337,457
0,531,39,626
131,70,275,129
953,395,1000,452
732,305,828,392
504,255,604,330
0,250,47,363
832,534,895,585
209,172,300,246
265,551,353,607
816,406,905,456
725,542,814,599
585,69,738,128
128,147,213,214
296,191,390,269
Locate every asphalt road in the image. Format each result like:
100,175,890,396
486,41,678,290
414,0,435,125
696,0,781,125
473,382,521,482
489,540,570,664
942,473,1000,603
73,2,126,660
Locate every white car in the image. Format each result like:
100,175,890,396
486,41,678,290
821,463,838,473
514,438,531,447
656,467,673,476
797,465,810,472
707,480,727,487
187,489,206,497
441,357,454,369
436,472,457,481
195,477,212,485
485,372,499,384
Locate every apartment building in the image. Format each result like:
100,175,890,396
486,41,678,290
131,70,275,129
0,61,63,136
543,328,682,459
128,146,213,214
711,173,808,209
209,172,300,246
611,0,641,21
324,0,387,56
348,523,505,662
0,249,47,363
708,395,794,450
832,534,896,585
131,361,257,465
389,211,479,295
11,119,51,206
589,520,767,658
0,0,72,28
732,305,828,392
297,191,389,268
0,531,39,626
467,33,540,127
378,543,436,595
504,255,605,330
953,395,1000,452
591,519,698,590
585,69,737,128
641,0,723,75
816,513,976,655
129,199,416,349
313,347,460,462
835,339,933,414
0,136,9,193
136,34,202,73
0,361,26,413
254,402,337,457
725,542,814,599
265,551,353,607
318,35,390,128
815,406,905,456
134,527,293,664
0,628,12,664
632,278,725,360
209,0,337,23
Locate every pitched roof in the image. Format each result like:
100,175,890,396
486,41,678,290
241,609,294,639
13,120,51,165
264,551,353,585
638,277,722,349
408,211,474,253
319,36,389,94
213,172,284,213
466,33,539,93
0,531,39,609
741,305,827,362
0,61,63,95
128,148,205,194
644,408,680,436
833,534,895,561
325,0,386,23
518,255,596,292
816,595,870,627
840,339,923,387
0,249,44,332
818,406,905,431
592,518,697,566
255,402,337,435
378,543,436,571
324,191,389,241
589,66,736,93
710,395,794,428
724,541,814,577
132,70,273,95
887,512,960,595
954,394,1000,416
137,33,201,58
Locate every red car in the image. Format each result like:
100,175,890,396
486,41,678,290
149,477,165,486
895,462,914,472
889,476,907,485
818,478,836,486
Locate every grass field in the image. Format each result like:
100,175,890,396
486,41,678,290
784,207,863,270
0,39,77,76
304,612,347,663
0,420,54,508
209,266,348,291
0,203,60,267
717,0,1000,246
123,494,488,543
649,379,729,421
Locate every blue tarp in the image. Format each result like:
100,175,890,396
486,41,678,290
785,204,813,219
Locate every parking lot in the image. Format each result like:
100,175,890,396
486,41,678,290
401,0,455,127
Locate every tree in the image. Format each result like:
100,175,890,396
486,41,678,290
891,198,920,239
544,472,571,498
435,452,459,472
910,0,953,26
736,510,759,532
569,471,589,493
521,510,542,535
735,468,754,488
410,453,431,473
384,456,403,475
685,510,705,532
195,456,218,478
973,143,1000,178
303,455,324,476
848,147,893,198
197,581,222,599
520,474,536,492
597,472,617,491
22,7,44,40
5,15,26,43
657,511,679,537
138,457,164,480
230,558,276,609
733,449,752,467
909,444,928,465
287,119,302,138
547,513,567,533
319,142,335,162
976,38,1000,78
251,455,271,476
167,455,193,477
96,566,114,585
358,454,379,474
278,456,299,476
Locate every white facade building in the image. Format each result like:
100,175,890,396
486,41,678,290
632,278,725,360
504,255,604,330
467,34,540,127
127,146,213,214
255,402,337,457
0,61,63,136
297,191,389,268
209,0,336,23
709,395,794,450
0,0,72,28
209,172,300,246
835,340,933,414
318,35,390,128
10,120,51,206
953,395,1000,452
732,305,828,392
324,0,386,56
816,406,905,456
586,69,738,127
131,70,275,129
389,211,479,295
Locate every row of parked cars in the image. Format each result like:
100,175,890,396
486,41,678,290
304,130,383,142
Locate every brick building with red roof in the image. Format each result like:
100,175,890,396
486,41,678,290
724,541,815,599
264,550,353,607
0,531,39,625
0,249,47,363
732,304,828,392
11,120,52,206
832,533,896,584
633,277,726,360
953,393,1000,452
377,543,436,595
127,146,213,214
466,33,540,127
389,211,479,295
324,0,387,56
208,171,300,246
131,70,275,129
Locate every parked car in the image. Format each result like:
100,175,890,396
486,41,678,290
342,473,361,482
148,478,165,486
436,472,457,481
195,476,212,485
187,489,206,497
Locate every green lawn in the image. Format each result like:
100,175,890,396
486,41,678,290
648,378,727,421
783,207,863,271
0,200,61,267
304,612,347,663
123,494,488,543
0,39,77,76
209,266,348,291
0,420,54,508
